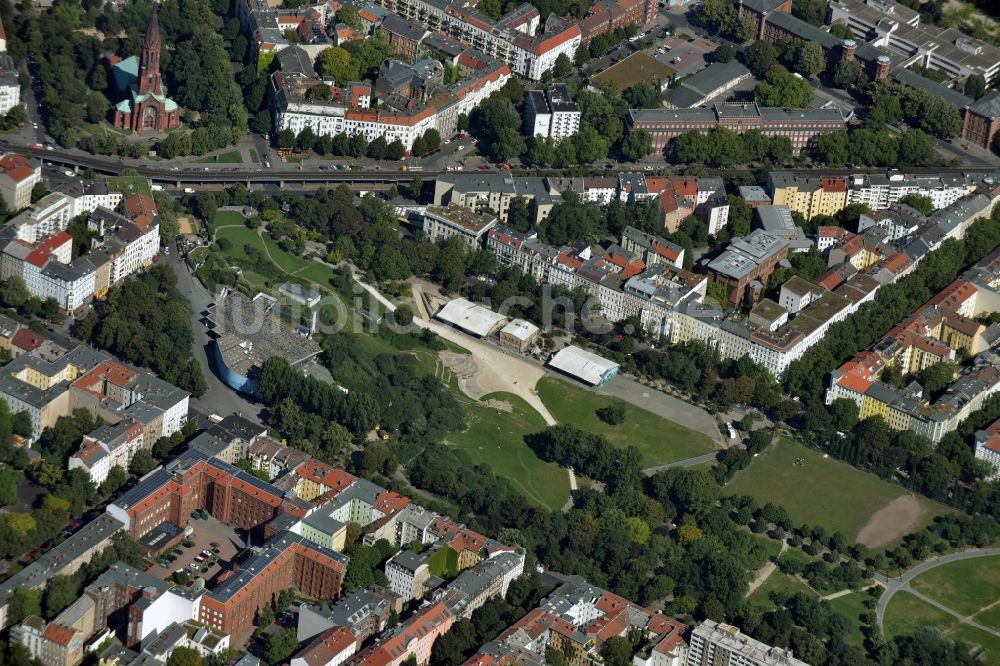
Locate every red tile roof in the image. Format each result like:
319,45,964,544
11,328,43,352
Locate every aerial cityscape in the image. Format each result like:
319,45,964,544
0,0,997,664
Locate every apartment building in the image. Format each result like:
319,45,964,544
627,103,849,153
0,195,158,312
271,44,509,146
0,153,40,211
0,345,189,441
707,230,789,308
826,249,1000,442
845,172,978,211
385,549,432,601
974,419,1000,480
298,588,396,644
687,619,809,666
68,419,145,485
768,172,848,221
433,550,525,619
463,576,687,666
291,625,358,666
0,54,18,116
524,84,581,139
371,0,582,80
422,205,498,247
352,602,454,666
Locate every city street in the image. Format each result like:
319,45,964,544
163,250,264,424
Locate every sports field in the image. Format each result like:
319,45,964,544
593,52,677,92
536,377,715,467
446,391,569,511
725,437,947,547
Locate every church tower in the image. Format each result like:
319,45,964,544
138,7,162,96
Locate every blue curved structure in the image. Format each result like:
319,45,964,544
213,342,256,394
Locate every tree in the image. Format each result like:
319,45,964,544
9,588,41,624
31,182,49,204
168,647,205,666
100,465,128,496
830,398,859,432
743,41,778,78
898,193,934,216
553,52,572,77
965,73,986,100
713,43,736,63
596,400,627,425
832,58,867,90
792,0,829,26
478,0,502,19
387,139,405,160
830,23,852,39
277,128,296,150
621,130,653,161
335,6,363,30
755,68,813,107
794,41,826,77
0,277,29,307
264,628,299,665
316,46,360,82
129,450,157,476
0,466,22,506
624,82,661,109
44,575,81,618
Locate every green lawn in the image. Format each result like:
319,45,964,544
195,150,243,163
748,571,814,609
946,623,1000,661
208,211,247,236
884,591,956,637
187,246,209,264
250,149,260,163
446,391,569,511
974,603,1000,632
753,534,784,561
725,437,945,544
910,556,1000,617
106,175,152,198
827,592,872,646
885,591,1000,659
535,377,715,467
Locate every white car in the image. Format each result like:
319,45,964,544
444,139,451,144
458,145,465,150
183,187,195,194
151,184,164,191
63,170,74,177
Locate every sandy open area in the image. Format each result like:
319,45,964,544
178,215,200,235
857,495,927,549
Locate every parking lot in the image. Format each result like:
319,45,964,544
153,514,245,588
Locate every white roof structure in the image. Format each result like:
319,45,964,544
547,345,620,386
435,298,508,337
500,319,540,342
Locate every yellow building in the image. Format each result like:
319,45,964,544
769,172,848,220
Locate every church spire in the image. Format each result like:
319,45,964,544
138,6,162,95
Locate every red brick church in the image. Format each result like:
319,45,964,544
113,8,181,133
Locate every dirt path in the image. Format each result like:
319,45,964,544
856,495,927,549
747,541,788,596
358,279,557,425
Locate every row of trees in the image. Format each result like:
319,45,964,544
785,210,1000,400
670,127,793,168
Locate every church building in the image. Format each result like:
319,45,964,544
113,8,181,133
